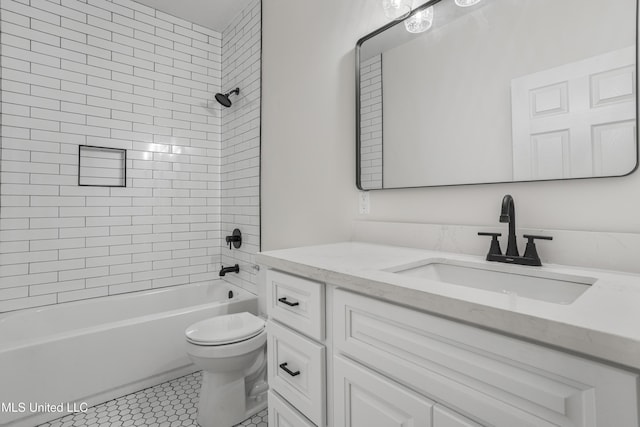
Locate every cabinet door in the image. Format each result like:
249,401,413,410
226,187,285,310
334,355,433,427
434,405,482,427
268,390,316,427
267,320,326,427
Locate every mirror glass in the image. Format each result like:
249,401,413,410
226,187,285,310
357,0,638,189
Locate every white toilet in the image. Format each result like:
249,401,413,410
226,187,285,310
185,312,268,427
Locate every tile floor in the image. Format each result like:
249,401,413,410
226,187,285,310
38,372,268,427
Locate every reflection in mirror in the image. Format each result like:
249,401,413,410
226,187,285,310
357,0,638,190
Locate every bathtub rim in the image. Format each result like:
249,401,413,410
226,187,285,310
0,280,255,351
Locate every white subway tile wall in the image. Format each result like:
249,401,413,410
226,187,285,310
0,0,261,312
359,54,383,189
220,0,261,295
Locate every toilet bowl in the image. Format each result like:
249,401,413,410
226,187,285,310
185,312,268,427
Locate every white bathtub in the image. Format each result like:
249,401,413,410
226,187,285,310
0,281,258,427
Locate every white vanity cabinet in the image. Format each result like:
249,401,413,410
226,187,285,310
264,268,640,427
333,288,639,427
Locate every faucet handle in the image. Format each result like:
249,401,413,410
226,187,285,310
478,232,502,258
523,234,553,241
522,235,553,266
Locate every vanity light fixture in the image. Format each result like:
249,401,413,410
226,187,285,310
404,6,434,33
382,0,413,19
455,0,482,7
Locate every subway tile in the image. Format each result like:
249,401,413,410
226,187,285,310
89,272,132,287
29,258,85,274
58,286,108,303
0,263,29,277
2,21,61,46
0,228,58,242
59,226,110,238
109,243,152,255
87,0,133,18
2,92,61,110
59,246,108,260
152,275,189,288
30,0,85,23
30,217,84,229
3,0,60,25
0,8,30,27
30,279,85,296
0,286,29,301
0,0,259,310
59,266,109,281
85,254,131,267
133,29,172,48
0,294,57,312
86,216,131,226
134,10,173,31
61,17,111,40
86,235,131,247
61,38,111,59
0,241,29,256
61,59,111,79
108,280,150,295
0,250,58,266
156,10,192,30
109,261,152,275
88,15,133,37
114,51,154,70
0,218,29,230
113,13,154,34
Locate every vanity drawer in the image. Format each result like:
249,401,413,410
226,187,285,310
267,320,326,427
333,289,639,427
266,269,325,340
268,390,316,427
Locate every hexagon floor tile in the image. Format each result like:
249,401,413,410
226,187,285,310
38,371,268,427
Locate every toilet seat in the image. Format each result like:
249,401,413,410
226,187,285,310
185,312,265,346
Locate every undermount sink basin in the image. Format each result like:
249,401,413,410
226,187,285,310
388,259,596,304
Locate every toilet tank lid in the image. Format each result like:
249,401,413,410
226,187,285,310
185,312,265,345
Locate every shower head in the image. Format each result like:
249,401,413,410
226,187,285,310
215,88,240,108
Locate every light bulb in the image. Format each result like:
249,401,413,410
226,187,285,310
382,0,413,20
455,0,481,7
404,6,433,33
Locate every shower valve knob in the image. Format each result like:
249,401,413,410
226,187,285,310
225,228,242,249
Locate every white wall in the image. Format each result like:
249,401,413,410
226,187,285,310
262,0,640,257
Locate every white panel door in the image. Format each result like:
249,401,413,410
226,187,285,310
511,46,636,180
334,355,433,427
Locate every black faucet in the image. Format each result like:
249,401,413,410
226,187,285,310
478,195,553,266
219,264,239,276
500,194,519,257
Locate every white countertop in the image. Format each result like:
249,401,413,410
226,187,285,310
256,242,640,371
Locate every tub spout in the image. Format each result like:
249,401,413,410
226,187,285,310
219,264,239,276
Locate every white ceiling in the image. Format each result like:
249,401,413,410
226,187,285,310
132,0,253,32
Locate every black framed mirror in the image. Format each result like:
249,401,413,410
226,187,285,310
356,0,638,190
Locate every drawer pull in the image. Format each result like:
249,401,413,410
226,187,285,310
278,297,300,307
279,362,301,377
